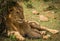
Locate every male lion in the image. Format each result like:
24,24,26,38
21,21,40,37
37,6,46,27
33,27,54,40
6,1,41,41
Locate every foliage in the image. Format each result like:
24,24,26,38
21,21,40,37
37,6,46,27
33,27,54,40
23,0,34,8
23,0,29,2
43,0,50,2
9,34,17,41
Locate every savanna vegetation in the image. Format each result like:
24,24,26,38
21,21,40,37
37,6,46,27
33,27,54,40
0,0,60,41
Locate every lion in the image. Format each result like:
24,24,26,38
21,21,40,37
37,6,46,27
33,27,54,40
5,1,41,41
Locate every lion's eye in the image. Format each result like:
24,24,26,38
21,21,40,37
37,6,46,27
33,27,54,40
16,12,19,13
10,9,13,11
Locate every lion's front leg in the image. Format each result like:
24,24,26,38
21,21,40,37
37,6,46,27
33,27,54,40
6,22,25,41
8,31,25,41
14,31,25,41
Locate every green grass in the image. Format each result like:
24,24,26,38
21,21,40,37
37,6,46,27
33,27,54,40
22,0,60,41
